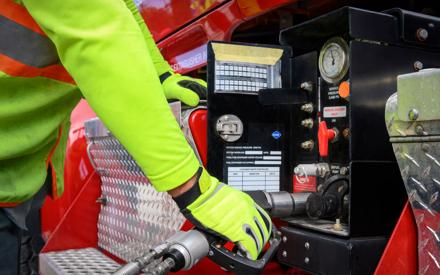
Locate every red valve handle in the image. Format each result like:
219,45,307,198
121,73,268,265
318,121,336,157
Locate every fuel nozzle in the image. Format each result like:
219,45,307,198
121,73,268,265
245,191,311,217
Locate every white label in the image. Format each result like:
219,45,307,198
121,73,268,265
228,167,280,192
323,106,347,118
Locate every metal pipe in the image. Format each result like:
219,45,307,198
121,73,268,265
245,191,311,217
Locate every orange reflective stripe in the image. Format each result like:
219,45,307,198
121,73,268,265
0,202,20,207
46,126,64,199
0,54,74,84
0,0,45,36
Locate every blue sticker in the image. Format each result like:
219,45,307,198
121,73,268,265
272,131,282,139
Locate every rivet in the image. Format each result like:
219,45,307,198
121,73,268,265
282,250,287,257
305,242,310,250
282,236,288,243
305,257,310,264
422,144,430,152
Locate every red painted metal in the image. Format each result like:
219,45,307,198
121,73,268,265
374,202,417,275
41,171,101,253
41,100,98,241
138,0,227,41
156,0,299,73
188,109,208,166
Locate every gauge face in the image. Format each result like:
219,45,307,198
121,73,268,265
319,37,349,84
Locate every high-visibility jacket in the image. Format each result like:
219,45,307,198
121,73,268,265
0,0,200,206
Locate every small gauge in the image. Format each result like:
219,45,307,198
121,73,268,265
318,37,349,84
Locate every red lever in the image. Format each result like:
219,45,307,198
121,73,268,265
318,121,336,157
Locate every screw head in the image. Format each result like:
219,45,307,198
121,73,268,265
282,251,287,257
416,28,429,41
282,236,288,243
422,144,430,152
414,61,424,71
305,257,310,264
408,109,419,121
208,251,214,256
415,124,425,135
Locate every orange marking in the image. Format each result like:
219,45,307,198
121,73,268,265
46,126,64,199
0,202,19,207
0,0,46,36
338,81,350,99
0,54,74,84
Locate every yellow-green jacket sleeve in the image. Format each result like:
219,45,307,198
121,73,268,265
122,0,172,76
22,0,200,191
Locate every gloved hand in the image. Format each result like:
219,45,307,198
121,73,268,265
121,0,207,106
159,72,207,107
172,168,272,260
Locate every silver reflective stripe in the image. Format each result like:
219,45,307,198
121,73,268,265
0,15,58,67
196,182,225,206
243,224,261,252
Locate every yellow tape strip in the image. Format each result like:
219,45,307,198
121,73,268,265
212,43,283,65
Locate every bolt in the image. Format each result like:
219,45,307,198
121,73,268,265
342,128,350,139
301,103,314,113
301,140,314,150
305,257,310,264
415,124,425,135
414,61,424,71
96,197,107,205
317,184,323,192
340,167,348,175
282,251,287,257
301,118,314,129
408,109,419,121
333,218,343,231
304,242,310,250
282,236,288,243
300,81,313,92
416,28,429,41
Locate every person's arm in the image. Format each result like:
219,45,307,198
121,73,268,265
121,0,171,76
22,0,272,260
22,0,199,191
122,0,207,107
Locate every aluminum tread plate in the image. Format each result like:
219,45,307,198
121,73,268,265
39,248,120,274
85,118,185,261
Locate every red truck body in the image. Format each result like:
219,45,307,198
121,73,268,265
40,1,420,274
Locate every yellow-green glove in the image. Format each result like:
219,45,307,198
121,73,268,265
122,0,207,106
159,72,207,107
173,168,272,260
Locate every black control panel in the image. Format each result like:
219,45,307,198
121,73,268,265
207,7,440,274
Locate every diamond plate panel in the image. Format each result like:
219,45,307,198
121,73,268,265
85,117,185,262
386,70,440,274
391,141,440,274
39,248,120,274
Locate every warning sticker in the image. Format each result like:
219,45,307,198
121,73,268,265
224,145,281,192
228,167,280,192
323,106,347,118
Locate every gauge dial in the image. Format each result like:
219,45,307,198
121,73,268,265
319,37,349,84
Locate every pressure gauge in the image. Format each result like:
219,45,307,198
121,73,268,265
318,37,349,84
